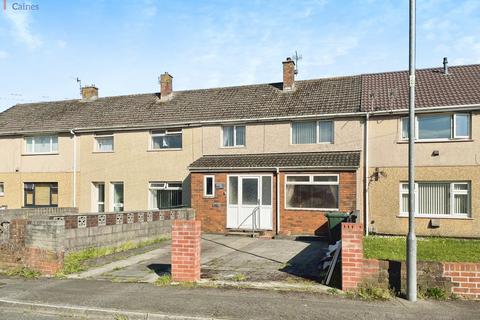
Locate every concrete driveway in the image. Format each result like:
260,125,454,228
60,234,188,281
75,234,328,284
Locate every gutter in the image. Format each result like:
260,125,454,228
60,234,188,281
69,129,77,208
276,167,280,235
364,113,369,236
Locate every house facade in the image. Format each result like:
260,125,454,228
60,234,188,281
0,60,479,238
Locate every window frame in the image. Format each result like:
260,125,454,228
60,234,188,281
23,182,58,208
290,120,334,145
150,129,183,150
94,134,114,153
222,125,246,148
400,113,471,142
203,175,215,198
284,174,339,211
110,182,124,212
148,182,183,210
399,181,471,218
24,135,59,154
92,182,105,212
0,182,4,196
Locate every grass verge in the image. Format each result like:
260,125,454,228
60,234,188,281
57,237,167,276
364,236,480,262
3,267,41,279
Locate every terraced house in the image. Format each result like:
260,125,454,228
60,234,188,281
0,58,479,238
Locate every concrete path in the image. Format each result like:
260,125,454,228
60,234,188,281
70,234,328,284
0,277,479,320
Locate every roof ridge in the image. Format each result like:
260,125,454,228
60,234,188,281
202,151,361,157
361,63,480,77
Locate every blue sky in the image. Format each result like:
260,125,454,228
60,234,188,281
0,0,479,111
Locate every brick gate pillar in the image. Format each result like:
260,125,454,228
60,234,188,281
171,220,201,282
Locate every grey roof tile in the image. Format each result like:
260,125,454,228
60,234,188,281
189,151,361,170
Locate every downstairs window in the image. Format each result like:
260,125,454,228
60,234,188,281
149,182,183,209
285,175,339,210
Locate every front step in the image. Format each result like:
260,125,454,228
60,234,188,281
225,229,265,238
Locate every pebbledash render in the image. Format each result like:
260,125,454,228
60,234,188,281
0,58,480,237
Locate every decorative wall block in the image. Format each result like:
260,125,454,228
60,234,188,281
159,213,165,221
147,212,153,222
52,216,65,222
138,212,145,223
116,214,123,225
98,214,106,226
77,216,87,228
127,213,134,224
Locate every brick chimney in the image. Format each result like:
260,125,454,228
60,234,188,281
81,86,98,100
282,57,295,91
160,72,173,101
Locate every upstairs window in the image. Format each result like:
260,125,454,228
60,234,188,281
151,129,182,150
291,120,333,144
149,182,183,209
223,125,245,147
401,113,470,141
95,134,114,152
25,135,58,154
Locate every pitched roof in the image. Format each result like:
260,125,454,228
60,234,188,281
361,64,480,112
0,76,361,134
189,151,361,170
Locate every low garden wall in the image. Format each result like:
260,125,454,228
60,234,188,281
341,222,480,300
0,208,195,275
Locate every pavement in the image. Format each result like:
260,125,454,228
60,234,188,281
1,277,479,319
69,234,329,284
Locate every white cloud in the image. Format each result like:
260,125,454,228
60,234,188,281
0,51,8,59
5,10,42,49
56,40,67,49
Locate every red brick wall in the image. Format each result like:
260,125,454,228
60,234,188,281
443,263,480,299
341,223,369,291
171,220,201,282
279,172,356,236
191,171,357,236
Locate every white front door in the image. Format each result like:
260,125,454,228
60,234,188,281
227,175,273,230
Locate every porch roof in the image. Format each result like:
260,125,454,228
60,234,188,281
189,151,361,171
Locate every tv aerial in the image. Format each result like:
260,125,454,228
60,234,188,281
292,50,302,75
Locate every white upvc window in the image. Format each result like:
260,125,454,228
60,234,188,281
151,129,182,150
94,134,114,152
92,182,105,212
291,120,334,144
149,182,183,209
204,175,215,197
110,182,124,212
25,135,58,154
285,174,339,210
401,113,471,141
400,182,470,217
222,125,245,147
0,182,4,196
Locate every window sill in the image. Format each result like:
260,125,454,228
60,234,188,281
397,139,473,144
92,151,115,154
285,207,339,212
397,214,472,220
220,146,246,149
203,195,215,199
290,142,334,146
147,148,183,152
22,152,59,156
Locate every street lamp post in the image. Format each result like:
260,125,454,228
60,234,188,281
407,0,417,302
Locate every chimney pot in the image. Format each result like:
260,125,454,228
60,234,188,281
443,57,449,75
282,57,295,91
81,86,98,100
160,72,173,100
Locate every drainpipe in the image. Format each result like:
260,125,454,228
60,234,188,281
276,167,280,235
70,129,77,208
364,113,370,236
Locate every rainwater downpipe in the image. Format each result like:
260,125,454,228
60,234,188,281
70,129,77,208
364,113,370,236
276,167,280,235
